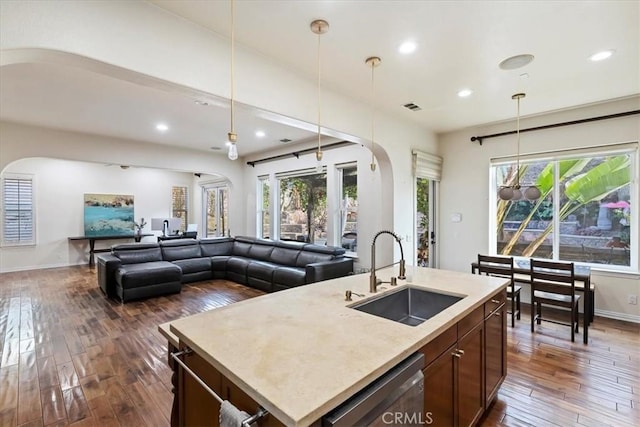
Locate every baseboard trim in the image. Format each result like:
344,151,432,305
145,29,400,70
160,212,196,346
521,302,639,324
594,309,640,324
0,262,83,273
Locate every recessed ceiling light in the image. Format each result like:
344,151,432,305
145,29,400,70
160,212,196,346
457,89,473,98
398,41,417,55
589,50,615,62
255,130,266,138
156,123,169,132
499,54,535,70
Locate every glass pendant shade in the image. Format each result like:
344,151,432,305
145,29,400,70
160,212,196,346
524,186,542,200
511,188,523,201
227,142,238,160
498,186,514,200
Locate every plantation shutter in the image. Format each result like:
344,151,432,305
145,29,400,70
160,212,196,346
2,175,35,244
412,150,443,181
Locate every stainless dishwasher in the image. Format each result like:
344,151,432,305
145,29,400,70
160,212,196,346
322,353,425,427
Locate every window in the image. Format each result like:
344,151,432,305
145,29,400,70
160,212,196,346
493,147,636,270
172,186,188,231
277,169,327,244
2,174,35,245
338,164,357,253
204,185,229,237
257,176,270,238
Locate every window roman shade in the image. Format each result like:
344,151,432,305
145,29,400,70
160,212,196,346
412,150,443,181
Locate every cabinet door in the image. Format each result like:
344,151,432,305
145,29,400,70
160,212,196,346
423,344,456,427
485,303,506,407
457,322,484,427
179,351,223,427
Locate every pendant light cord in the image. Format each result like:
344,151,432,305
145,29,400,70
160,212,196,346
370,61,376,168
230,0,235,137
515,95,520,187
317,29,322,155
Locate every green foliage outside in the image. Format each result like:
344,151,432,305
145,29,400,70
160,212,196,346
499,155,632,257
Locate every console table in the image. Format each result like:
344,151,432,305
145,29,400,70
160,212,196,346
69,234,152,267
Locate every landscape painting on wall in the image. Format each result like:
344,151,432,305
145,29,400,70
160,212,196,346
84,193,135,237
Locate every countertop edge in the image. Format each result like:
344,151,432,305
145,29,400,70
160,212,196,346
165,268,508,426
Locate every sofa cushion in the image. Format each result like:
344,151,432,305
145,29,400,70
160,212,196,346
227,257,251,284
232,241,253,257
172,257,212,275
211,256,231,279
296,251,334,268
269,247,301,267
273,266,307,288
161,239,202,261
115,261,181,289
113,243,162,264
200,238,234,257
247,260,278,281
248,240,275,262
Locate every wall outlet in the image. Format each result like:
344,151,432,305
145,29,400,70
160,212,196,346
629,295,638,305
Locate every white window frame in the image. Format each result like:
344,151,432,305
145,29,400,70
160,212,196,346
275,167,327,244
202,181,229,238
337,162,357,254
489,143,638,273
257,175,270,239
171,185,188,231
2,173,36,246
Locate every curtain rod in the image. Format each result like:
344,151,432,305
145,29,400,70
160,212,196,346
471,110,639,145
246,141,352,167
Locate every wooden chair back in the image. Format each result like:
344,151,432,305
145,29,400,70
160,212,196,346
530,259,575,297
477,254,514,285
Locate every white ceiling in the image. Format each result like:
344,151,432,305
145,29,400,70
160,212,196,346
1,1,638,157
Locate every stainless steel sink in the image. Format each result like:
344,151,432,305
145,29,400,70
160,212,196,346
351,286,464,326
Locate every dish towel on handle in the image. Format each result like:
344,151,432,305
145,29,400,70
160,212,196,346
219,400,251,427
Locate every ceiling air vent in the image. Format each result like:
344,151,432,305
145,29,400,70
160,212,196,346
403,102,422,111
279,138,292,143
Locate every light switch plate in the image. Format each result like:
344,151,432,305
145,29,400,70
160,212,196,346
451,213,462,223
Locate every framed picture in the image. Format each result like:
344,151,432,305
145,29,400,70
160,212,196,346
83,193,134,237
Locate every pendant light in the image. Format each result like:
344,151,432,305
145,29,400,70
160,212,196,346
227,0,238,161
365,56,381,172
310,19,329,173
498,93,541,201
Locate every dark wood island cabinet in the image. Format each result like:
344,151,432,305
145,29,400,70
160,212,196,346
159,267,508,427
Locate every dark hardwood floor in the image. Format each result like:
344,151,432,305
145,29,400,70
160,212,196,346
0,266,638,426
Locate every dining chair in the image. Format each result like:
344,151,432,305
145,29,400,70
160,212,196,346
530,259,581,342
477,254,521,327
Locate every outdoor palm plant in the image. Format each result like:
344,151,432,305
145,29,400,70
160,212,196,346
499,155,631,257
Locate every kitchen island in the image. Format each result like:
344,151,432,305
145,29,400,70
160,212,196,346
159,266,508,426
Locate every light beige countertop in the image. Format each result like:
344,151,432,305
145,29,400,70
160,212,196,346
159,266,507,427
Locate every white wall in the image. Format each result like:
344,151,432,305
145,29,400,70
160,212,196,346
0,121,246,272
438,96,640,321
0,0,437,255
0,156,199,271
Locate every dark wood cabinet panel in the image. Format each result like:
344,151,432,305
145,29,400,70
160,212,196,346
178,351,222,427
485,301,506,407
457,323,484,427
421,290,506,427
423,344,456,426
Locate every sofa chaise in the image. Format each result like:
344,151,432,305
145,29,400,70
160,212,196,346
96,236,354,302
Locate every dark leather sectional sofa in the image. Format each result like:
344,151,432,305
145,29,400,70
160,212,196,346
96,236,354,302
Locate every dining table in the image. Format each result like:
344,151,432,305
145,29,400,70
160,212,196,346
471,258,593,344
